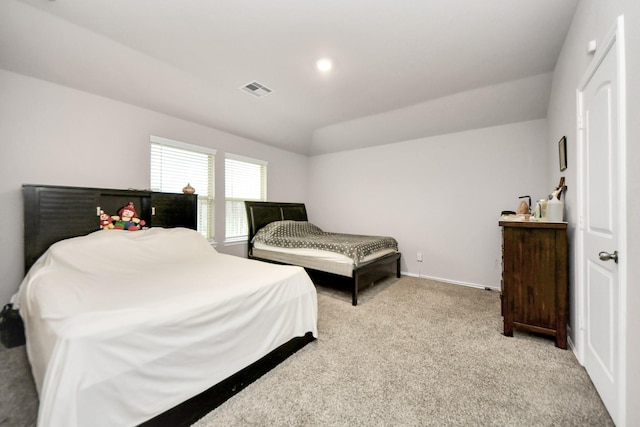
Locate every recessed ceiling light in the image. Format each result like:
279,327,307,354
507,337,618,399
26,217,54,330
316,58,333,72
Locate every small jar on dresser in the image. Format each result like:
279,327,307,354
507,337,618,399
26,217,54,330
499,220,568,349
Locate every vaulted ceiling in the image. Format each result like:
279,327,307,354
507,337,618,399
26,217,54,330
1,0,579,155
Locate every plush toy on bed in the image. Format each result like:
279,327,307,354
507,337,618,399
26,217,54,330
112,202,146,231
99,210,115,230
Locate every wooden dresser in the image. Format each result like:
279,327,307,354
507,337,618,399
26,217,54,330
499,221,568,349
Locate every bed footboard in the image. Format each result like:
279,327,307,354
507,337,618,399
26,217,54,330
301,251,401,306
352,252,401,306
140,332,315,427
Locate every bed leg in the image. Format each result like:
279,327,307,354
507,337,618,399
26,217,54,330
396,255,401,278
352,276,359,306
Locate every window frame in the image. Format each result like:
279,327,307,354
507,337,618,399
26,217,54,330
224,153,267,244
150,135,216,242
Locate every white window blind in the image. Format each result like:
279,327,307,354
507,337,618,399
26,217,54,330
150,137,215,239
225,154,267,241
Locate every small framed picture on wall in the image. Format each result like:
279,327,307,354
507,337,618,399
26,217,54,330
558,136,567,171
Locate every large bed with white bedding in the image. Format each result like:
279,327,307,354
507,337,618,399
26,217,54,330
245,201,401,306
16,185,318,427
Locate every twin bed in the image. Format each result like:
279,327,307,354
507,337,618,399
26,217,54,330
16,186,400,426
245,201,401,306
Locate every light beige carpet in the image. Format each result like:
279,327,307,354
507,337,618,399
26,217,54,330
193,276,613,426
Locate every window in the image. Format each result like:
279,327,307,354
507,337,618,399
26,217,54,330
225,154,267,242
150,136,215,239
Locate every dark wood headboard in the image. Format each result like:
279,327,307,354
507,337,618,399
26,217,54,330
23,184,198,273
244,201,307,254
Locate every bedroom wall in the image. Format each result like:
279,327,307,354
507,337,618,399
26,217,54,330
0,69,309,306
306,119,549,290
546,0,640,424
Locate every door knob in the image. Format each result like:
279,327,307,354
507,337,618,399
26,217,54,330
598,250,619,263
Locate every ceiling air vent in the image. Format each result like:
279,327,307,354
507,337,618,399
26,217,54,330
240,81,273,98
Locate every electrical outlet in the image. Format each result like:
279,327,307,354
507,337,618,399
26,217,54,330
417,252,423,262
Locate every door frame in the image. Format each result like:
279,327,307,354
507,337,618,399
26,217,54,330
576,15,627,425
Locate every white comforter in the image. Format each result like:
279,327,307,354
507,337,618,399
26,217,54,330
15,227,317,427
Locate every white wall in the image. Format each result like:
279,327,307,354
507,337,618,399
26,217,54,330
546,1,640,424
310,73,552,155
307,119,548,289
0,69,309,305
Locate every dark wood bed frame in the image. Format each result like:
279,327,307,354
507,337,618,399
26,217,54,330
21,185,315,427
245,201,401,306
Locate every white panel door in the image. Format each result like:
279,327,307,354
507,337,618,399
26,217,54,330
579,20,624,425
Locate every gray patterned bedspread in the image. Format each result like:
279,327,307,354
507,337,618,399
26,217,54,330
252,220,398,263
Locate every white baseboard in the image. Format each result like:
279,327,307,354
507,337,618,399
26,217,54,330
567,326,581,364
400,271,500,291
